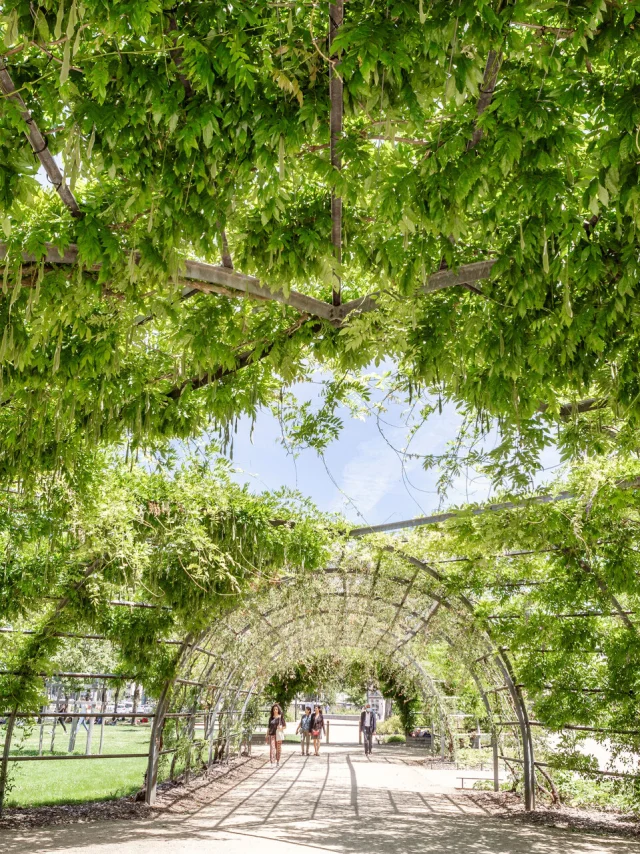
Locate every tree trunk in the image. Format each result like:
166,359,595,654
112,684,121,722
131,683,140,725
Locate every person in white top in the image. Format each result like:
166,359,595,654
359,703,377,757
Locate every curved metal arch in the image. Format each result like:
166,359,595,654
178,559,521,724
194,602,517,761
382,544,537,809
228,609,453,715
153,546,536,810
190,557,450,656
188,584,445,679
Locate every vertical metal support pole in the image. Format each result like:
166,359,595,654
326,720,330,745
0,709,17,817
492,732,500,792
38,706,46,756
495,653,535,811
440,730,445,761
145,684,170,806
99,684,106,755
86,713,94,755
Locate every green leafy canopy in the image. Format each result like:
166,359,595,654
0,1,638,484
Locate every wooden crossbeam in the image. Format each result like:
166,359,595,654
0,242,336,322
335,260,497,320
329,0,344,307
0,61,81,218
0,242,498,328
467,51,502,150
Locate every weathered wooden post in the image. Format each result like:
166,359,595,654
208,697,221,768
68,695,79,752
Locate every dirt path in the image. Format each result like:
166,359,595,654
0,745,636,853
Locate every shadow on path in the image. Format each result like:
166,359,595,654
0,746,636,854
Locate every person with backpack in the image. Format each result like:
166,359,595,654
296,705,313,756
360,702,377,757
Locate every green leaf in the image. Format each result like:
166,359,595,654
279,134,285,181
54,0,65,40
4,9,19,45
66,0,77,39
60,41,71,85
86,125,95,159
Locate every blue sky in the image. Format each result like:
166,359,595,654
222,381,561,527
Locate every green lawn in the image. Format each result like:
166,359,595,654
3,722,151,808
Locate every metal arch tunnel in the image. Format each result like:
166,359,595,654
145,548,537,810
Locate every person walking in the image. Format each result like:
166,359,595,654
309,704,326,756
296,705,313,756
360,702,376,757
266,702,286,767
56,700,69,733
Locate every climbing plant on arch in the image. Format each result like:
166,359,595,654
1,453,640,811
0,1,638,483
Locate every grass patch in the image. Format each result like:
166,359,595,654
3,722,151,808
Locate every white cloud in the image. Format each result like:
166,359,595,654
330,436,405,519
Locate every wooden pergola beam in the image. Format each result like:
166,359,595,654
467,50,502,151
0,61,81,218
0,243,337,322
329,0,344,307
0,243,498,325
335,259,497,320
